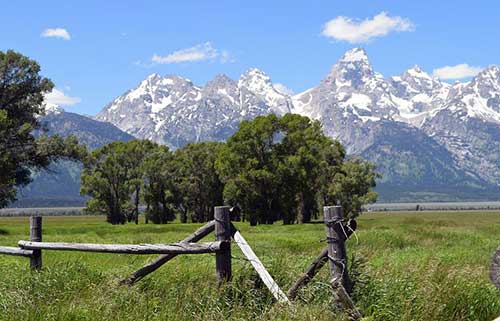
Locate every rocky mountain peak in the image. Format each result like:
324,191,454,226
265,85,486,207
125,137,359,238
323,48,376,91
404,65,433,80
203,73,238,101
338,47,369,63
472,66,500,87
146,72,161,81
205,73,236,89
238,68,273,89
238,68,292,115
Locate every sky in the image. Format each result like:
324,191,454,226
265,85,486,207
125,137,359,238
0,0,499,115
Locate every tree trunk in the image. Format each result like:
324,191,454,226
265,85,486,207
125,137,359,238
180,206,188,223
134,186,140,225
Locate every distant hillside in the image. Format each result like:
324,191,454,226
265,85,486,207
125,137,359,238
12,108,134,207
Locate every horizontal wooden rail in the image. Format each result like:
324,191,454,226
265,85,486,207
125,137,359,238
18,240,228,255
0,246,33,257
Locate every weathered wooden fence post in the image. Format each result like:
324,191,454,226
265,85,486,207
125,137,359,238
30,216,42,270
324,206,352,292
324,206,361,319
214,206,231,283
491,245,500,289
287,219,357,301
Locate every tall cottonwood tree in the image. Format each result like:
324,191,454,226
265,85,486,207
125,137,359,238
0,50,84,208
141,145,178,224
81,141,133,224
123,140,157,224
174,142,224,223
323,158,378,219
216,114,378,225
216,114,282,225
80,115,376,225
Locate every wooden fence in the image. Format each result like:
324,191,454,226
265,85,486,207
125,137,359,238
0,205,362,318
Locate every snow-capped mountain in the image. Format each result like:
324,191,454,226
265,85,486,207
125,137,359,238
389,66,451,126
94,47,500,201
293,48,398,121
292,48,401,154
96,69,291,148
422,66,500,185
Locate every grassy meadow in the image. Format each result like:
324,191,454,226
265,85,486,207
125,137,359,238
0,211,499,321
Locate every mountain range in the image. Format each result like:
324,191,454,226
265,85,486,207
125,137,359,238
16,48,500,206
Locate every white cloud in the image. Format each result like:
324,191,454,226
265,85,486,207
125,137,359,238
152,42,231,64
41,28,71,40
322,12,414,43
432,64,483,80
45,88,81,106
274,83,294,96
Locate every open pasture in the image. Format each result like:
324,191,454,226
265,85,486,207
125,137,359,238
0,211,499,321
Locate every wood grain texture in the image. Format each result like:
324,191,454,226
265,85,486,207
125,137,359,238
29,216,42,270
0,246,33,257
215,206,232,283
18,240,226,254
491,245,500,289
233,231,290,304
324,206,353,293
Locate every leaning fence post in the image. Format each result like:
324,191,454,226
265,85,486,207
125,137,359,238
29,216,42,270
214,206,231,283
324,206,352,293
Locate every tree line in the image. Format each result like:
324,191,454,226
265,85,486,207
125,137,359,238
81,114,378,225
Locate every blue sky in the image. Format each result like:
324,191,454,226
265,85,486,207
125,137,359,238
0,0,498,115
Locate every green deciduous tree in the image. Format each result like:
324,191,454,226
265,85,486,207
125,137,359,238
323,158,378,219
216,113,378,225
123,140,157,224
174,142,224,222
81,142,133,224
0,50,85,208
216,114,282,225
142,145,178,224
276,114,345,223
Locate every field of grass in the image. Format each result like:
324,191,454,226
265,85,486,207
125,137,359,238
0,211,499,321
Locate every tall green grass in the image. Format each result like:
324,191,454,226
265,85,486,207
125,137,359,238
0,212,499,321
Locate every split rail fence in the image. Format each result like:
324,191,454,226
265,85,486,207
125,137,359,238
0,205,362,318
